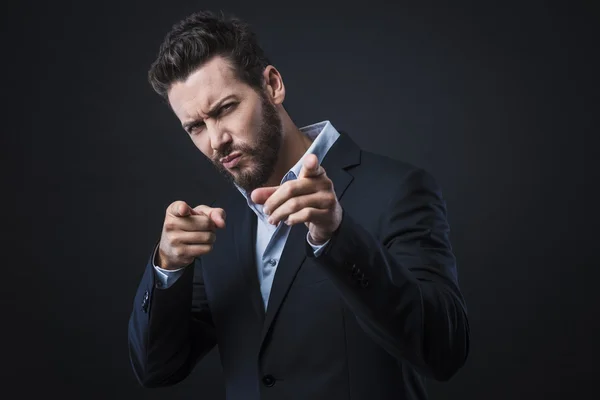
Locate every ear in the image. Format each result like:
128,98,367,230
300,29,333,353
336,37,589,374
262,65,286,105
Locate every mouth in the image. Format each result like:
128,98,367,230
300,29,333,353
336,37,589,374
220,152,242,169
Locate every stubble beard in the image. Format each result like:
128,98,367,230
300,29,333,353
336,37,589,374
211,93,283,194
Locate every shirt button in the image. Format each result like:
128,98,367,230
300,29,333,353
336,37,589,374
268,259,277,266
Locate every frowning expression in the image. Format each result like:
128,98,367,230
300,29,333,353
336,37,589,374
168,55,283,192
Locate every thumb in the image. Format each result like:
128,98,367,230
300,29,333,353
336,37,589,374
250,186,278,205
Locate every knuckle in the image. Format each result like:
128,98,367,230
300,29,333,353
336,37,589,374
288,197,298,210
303,208,313,219
195,216,209,230
173,248,185,259
322,179,333,191
326,193,337,207
284,183,295,197
206,219,216,230
169,235,181,247
200,206,212,216
200,232,211,243
192,219,203,231
163,231,174,244
164,220,176,231
192,205,205,215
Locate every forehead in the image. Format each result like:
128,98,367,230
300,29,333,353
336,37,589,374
168,56,246,119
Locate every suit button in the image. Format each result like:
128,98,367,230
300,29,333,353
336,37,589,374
141,290,149,312
262,374,275,387
360,279,369,288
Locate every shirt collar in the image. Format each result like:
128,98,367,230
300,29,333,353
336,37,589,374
234,120,340,209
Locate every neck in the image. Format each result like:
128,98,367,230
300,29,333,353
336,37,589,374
264,111,313,187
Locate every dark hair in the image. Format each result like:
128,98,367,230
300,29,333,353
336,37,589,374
148,11,272,99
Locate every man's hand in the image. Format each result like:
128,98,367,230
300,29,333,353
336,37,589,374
251,154,343,245
157,201,226,270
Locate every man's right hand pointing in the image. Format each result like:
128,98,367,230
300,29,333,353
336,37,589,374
157,201,226,270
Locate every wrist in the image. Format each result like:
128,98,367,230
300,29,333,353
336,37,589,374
308,232,329,246
156,249,175,270
308,204,344,246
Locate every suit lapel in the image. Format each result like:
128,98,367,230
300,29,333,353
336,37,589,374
259,221,307,341
259,131,361,347
231,194,265,322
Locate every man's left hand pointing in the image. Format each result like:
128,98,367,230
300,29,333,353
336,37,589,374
251,154,343,245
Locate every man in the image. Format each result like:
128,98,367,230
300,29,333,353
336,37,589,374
128,10,470,400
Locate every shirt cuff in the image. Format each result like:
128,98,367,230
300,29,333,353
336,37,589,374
306,232,330,257
152,244,186,288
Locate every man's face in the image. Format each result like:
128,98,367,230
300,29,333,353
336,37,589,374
168,56,283,193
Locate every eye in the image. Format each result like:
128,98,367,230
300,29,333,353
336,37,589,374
219,102,237,114
188,121,205,134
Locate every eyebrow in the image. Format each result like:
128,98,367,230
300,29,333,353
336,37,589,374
182,94,237,131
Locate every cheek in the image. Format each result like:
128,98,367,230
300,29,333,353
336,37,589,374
230,101,262,141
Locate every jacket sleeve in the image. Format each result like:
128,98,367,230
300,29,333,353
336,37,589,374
128,252,216,387
306,168,470,381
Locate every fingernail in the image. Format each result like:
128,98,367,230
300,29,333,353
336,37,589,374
267,217,273,224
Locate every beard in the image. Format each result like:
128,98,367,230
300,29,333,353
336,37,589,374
210,92,283,194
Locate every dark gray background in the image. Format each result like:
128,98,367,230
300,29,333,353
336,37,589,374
5,0,598,399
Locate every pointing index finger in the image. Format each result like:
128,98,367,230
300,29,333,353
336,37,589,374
299,154,324,178
168,201,196,217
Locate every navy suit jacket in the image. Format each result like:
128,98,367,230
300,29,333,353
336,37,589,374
128,131,470,399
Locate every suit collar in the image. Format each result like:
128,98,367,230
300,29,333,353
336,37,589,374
233,120,341,211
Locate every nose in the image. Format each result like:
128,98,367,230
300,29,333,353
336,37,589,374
206,120,232,155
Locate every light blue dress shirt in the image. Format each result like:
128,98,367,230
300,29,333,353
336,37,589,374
154,120,341,309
